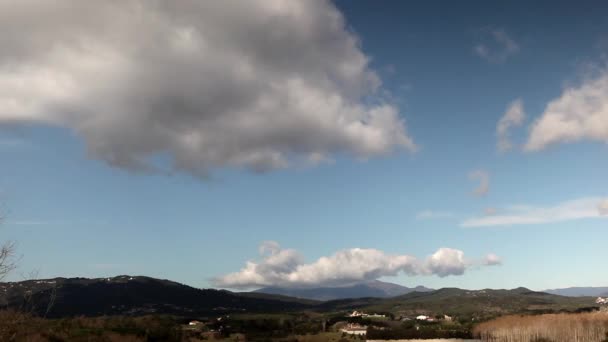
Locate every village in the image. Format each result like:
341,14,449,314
180,308,466,341
339,310,455,336
176,294,608,341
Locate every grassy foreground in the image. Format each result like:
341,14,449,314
473,312,608,342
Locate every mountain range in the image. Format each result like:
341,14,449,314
0,275,313,318
0,276,599,319
252,280,433,301
543,287,608,297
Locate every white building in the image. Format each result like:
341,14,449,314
340,323,367,336
416,315,429,321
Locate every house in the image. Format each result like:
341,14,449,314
444,315,453,322
347,310,364,317
365,313,386,318
596,297,607,305
416,315,429,321
340,323,367,335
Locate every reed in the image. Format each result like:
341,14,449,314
473,312,608,342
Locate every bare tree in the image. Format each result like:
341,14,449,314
0,241,16,281
0,210,16,281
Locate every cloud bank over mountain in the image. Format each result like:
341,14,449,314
0,0,415,175
213,241,500,289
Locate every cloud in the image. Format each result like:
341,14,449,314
599,199,608,216
474,29,519,63
483,253,502,266
0,1,416,176
525,68,608,151
212,242,500,289
416,210,453,220
469,169,490,197
424,248,468,277
497,99,525,152
484,207,498,216
461,197,608,227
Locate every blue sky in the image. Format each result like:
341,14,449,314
0,0,607,291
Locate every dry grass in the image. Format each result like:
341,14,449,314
473,312,608,342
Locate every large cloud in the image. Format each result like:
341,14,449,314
212,242,500,289
497,99,525,152
461,197,608,227
0,0,415,175
525,68,608,151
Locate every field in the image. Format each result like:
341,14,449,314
473,312,608,342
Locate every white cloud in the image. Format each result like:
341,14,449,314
474,29,519,64
461,197,608,227
0,0,416,176
416,210,453,220
484,207,498,216
497,99,525,152
424,248,468,277
469,169,490,197
483,253,502,266
525,68,608,151
212,242,500,289
599,199,608,216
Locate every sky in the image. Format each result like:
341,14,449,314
0,0,607,291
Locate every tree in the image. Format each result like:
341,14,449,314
0,212,16,280
0,240,16,281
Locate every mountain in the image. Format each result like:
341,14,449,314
253,280,433,301
0,275,315,318
544,287,608,297
360,287,597,318
0,276,598,320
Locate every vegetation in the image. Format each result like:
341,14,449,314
0,209,16,282
360,287,596,321
366,319,473,340
473,312,608,342
0,311,183,341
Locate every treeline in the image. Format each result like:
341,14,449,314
366,321,472,340
473,312,608,342
217,315,326,339
0,310,183,341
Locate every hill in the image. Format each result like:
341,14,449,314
360,287,597,318
0,276,598,320
544,286,608,297
253,280,432,301
0,275,315,318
